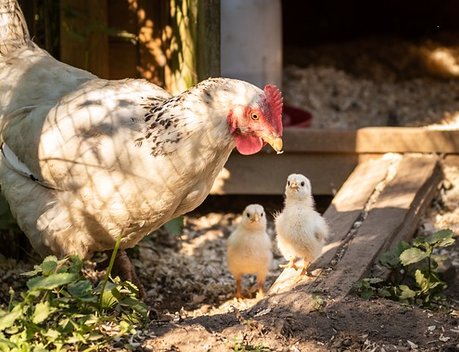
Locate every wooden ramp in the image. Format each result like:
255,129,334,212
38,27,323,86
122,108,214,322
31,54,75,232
268,153,442,303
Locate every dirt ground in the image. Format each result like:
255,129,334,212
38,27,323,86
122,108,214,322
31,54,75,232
132,162,459,352
1,37,459,351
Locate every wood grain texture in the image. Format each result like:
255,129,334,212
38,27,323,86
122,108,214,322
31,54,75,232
268,154,442,301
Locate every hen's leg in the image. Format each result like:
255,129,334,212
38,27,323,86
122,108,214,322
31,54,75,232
111,249,146,298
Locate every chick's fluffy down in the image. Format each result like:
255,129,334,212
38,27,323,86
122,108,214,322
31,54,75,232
226,204,273,280
275,173,329,264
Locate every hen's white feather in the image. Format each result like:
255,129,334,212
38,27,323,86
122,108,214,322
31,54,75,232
0,1,283,261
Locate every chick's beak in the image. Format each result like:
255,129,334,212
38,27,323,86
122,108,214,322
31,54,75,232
262,134,283,154
250,214,260,223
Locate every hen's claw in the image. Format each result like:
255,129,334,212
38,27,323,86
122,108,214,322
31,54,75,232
111,249,147,298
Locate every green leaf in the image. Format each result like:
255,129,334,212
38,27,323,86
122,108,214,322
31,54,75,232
32,301,51,324
360,288,374,300
0,305,23,331
427,229,455,247
379,242,410,268
100,289,117,309
42,328,60,341
121,297,148,318
163,217,184,236
41,259,58,276
399,248,429,266
398,285,416,300
67,280,94,300
414,269,429,293
27,272,79,291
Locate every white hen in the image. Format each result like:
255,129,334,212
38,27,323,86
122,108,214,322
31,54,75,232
275,174,329,275
0,1,283,287
227,204,272,298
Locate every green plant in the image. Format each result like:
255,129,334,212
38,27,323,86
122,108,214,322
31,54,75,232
0,255,148,351
355,229,455,306
232,341,270,352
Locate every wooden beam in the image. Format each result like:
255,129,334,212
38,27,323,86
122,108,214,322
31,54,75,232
60,0,109,78
215,127,459,195
282,127,459,153
212,152,359,195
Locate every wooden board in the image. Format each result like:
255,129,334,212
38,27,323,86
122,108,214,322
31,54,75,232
283,128,459,153
268,154,442,300
269,156,394,294
212,153,359,195
215,127,459,195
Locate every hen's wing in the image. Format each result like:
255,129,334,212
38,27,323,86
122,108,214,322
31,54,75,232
0,46,171,190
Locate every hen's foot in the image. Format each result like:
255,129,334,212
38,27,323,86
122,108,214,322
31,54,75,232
108,249,146,298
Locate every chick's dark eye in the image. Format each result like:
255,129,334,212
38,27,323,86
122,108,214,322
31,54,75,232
246,213,250,218
301,181,305,186
261,212,264,217
287,181,290,186
251,112,259,120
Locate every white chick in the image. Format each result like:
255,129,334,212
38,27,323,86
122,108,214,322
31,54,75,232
275,174,329,275
227,204,273,299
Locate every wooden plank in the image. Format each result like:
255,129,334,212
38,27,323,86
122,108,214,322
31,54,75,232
138,0,169,86
215,127,459,196
444,154,459,167
107,0,138,79
283,128,459,153
268,156,393,295
196,0,220,81
370,157,443,279
212,153,359,195
60,0,109,78
313,154,441,299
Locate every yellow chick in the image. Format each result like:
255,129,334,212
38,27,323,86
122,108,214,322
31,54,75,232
275,174,329,275
227,204,273,298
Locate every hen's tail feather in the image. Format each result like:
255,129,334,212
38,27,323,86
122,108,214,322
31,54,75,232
0,0,30,56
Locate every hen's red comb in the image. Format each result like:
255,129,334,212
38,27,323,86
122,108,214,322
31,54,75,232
264,84,283,135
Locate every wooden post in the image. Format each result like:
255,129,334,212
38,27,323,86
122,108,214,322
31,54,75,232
60,0,109,78
164,0,220,93
196,0,220,81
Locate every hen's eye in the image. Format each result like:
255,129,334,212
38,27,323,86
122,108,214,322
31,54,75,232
301,181,305,187
251,113,259,120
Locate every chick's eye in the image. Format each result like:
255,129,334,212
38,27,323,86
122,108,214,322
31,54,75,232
246,213,250,218
251,112,259,120
287,181,290,186
261,212,264,217
301,181,305,187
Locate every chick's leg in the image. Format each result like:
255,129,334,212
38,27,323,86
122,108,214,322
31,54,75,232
300,260,312,276
235,275,242,299
279,257,299,270
256,275,266,298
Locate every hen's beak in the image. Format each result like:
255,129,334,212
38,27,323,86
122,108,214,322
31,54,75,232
262,134,284,154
